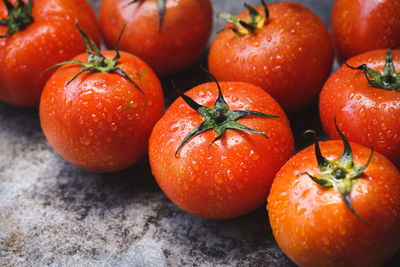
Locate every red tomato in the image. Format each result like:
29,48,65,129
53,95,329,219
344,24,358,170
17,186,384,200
268,137,400,266
40,26,164,173
208,1,333,113
320,49,400,167
149,80,294,219
332,0,400,63
0,0,99,108
99,0,213,76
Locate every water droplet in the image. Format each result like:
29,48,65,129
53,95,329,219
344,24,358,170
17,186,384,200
80,137,90,146
79,116,85,125
92,114,99,123
88,129,94,136
110,122,118,132
215,174,223,184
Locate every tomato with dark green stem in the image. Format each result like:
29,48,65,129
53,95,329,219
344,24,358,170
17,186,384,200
268,120,400,267
332,0,400,63
99,0,213,76
320,49,400,167
208,0,333,113
0,0,99,108
149,77,294,219
40,24,164,173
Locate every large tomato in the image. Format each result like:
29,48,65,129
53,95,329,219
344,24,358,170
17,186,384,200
40,25,164,173
268,127,400,266
332,0,400,63
149,80,294,219
99,0,213,76
208,1,333,113
0,0,99,108
320,49,400,167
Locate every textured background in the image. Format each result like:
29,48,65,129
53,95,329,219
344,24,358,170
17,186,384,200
1,0,400,266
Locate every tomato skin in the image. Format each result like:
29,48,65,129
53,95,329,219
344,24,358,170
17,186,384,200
99,0,212,76
0,0,99,108
319,49,400,167
268,140,400,267
208,1,333,113
332,0,400,63
149,82,294,219
40,51,164,173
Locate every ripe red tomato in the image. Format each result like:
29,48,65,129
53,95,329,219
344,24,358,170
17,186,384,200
208,1,333,113
40,26,164,173
99,0,213,76
320,49,400,167
0,0,99,108
332,0,400,63
149,80,294,219
268,136,400,266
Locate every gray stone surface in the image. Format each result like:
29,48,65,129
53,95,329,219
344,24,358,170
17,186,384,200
1,0,400,266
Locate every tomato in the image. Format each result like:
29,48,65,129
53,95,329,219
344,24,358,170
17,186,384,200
0,0,99,108
99,0,213,76
267,125,400,267
149,80,294,219
332,0,400,63
40,25,164,173
320,49,400,167
208,1,333,113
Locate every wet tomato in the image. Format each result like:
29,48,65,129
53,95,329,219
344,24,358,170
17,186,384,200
268,125,400,266
208,1,333,113
332,0,400,63
40,25,164,173
149,79,294,219
0,0,99,107
320,49,400,167
100,0,213,76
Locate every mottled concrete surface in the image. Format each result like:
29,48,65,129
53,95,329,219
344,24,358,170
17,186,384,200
1,0,400,266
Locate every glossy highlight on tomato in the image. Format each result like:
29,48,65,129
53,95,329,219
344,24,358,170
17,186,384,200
320,49,400,167
0,0,99,107
208,1,333,113
268,140,400,267
149,81,294,219
100,0,213,76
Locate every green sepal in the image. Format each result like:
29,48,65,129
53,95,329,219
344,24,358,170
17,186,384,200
174,70,279,158
0,0,33,38
218,0,269,35
346,49,400,91
306,116,374,224
43,23,143,93
127,0,166,32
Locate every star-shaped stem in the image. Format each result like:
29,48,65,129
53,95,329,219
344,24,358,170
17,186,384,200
346,49,400,91
127,0,165,32
303,115,373,224
44,23,143,93
0,0,33,38
218,0,268,35
174,70,279,158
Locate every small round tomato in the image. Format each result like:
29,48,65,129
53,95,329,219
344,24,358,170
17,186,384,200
149,80,294,219
208,1,333,113
0,0,99,108
268,128,400,267
320,49,400,167
40,25,164,173
99,0,213,76
332,0,400,63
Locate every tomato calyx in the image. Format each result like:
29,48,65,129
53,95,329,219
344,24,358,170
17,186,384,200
303,116,374,224
218,0,269,35
0,0,33,38
44,23,143,93
346,49,400,91
127,0,166,32
174,73,279,158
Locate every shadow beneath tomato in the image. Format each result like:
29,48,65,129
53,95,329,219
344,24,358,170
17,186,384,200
153,203,295,266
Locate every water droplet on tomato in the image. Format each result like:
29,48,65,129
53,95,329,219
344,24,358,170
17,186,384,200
110,123,118,132
80,137,90,146
92,114,99,122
